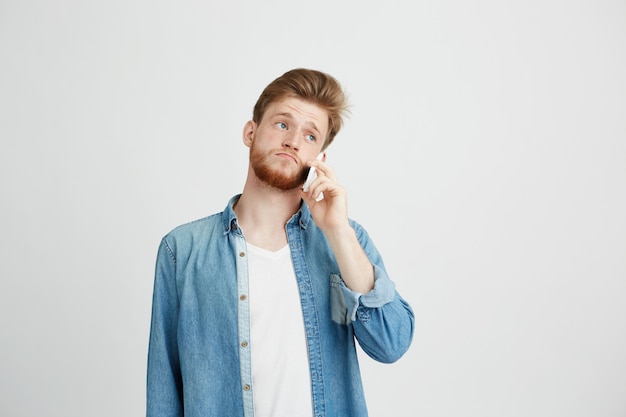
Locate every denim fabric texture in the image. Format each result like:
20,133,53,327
147,195,414,417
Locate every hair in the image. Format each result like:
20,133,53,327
252,68,349,150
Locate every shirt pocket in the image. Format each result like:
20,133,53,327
329,274,350,325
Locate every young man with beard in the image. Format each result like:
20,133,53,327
147,68,414,417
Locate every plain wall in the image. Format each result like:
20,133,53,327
1,1,625,416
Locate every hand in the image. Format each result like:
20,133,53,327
300,159,350,233
300,159,375,294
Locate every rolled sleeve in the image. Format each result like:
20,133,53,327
339,264,396,321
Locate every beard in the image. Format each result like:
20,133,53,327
249,145,309,191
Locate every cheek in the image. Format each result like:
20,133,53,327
255,128,280,144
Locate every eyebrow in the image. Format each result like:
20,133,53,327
275,112,321,135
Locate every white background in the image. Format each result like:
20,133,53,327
1,1,625,416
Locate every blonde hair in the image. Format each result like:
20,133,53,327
253,68,349,149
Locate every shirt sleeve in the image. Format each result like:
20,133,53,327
338,222,415,364
146,237,184,416
339,264,397,321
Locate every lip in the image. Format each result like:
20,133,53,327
276,152,298,164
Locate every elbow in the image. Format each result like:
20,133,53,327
356,306,415,363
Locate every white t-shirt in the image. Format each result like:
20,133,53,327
246,243,314,417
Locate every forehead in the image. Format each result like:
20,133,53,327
265,97,329,131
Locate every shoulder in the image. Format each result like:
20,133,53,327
167,212,221,236
159,195,240,254
161,212,224,253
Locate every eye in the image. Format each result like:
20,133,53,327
305,134,316,142
275,122,287,130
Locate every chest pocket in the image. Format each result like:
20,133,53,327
329,274,350,325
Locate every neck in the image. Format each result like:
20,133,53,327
234,173,303,250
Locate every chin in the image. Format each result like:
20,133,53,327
252,162,305,190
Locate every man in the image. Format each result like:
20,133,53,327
147,68,414,417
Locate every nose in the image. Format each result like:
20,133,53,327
282,129,301,151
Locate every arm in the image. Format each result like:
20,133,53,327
301,161,414,362
337,223,414,363
146,238,184,416
300,159,374,294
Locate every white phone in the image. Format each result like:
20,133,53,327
302,153,324,192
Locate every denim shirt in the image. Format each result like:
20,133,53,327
147,195,414,417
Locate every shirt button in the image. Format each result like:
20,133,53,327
233,223,238,230
239,252,246,257
241,341,248,348
243,384,251,391
240,294,247,301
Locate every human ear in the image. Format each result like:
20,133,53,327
242,120,256,147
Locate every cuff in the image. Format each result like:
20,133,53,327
340,264,397,321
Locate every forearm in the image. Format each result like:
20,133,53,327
324,224,375,294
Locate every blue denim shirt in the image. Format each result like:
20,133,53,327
147,195,414,417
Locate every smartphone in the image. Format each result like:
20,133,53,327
303,153,324,192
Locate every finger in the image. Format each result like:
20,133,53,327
310,161,336,182
308,183,325,202
306,174,329,201
301,187,324,204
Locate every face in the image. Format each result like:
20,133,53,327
244,97,329,191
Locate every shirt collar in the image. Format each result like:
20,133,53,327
222,194,312,235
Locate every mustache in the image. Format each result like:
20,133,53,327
274,150,302,165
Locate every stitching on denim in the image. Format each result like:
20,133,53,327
170,213,221,233
289,224,326,416
163,238,176,264
356,307,371,323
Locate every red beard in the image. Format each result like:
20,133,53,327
250,145,309,191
